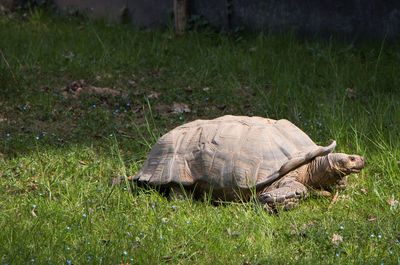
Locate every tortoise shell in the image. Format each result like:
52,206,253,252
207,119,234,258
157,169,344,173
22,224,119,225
134,115,336,190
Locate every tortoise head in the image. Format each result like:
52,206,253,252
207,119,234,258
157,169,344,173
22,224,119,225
328,153,365,176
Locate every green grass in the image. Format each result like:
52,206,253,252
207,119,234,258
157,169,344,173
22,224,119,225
1,9,400,264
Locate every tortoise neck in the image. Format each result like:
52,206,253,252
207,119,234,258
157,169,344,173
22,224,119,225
305,155,341,188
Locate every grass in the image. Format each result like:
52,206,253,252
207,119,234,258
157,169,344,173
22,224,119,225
1,8,400,264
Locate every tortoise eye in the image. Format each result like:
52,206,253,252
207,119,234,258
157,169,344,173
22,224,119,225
349,156,355,161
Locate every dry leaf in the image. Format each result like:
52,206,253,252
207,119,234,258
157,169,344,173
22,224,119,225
126,175,135,181
88,86,121,97
27,182,38,190
332,234,343,245
302,222,314,230
171,103,191,114
111,175,123,186
346,87,357,99
388,198,399,206
388,198,399,210
31,209,38,218
131,245,139,251
226,228,241,237
128,79,136,86
328,190,339,209
148,92,159,99
64,51,75,59
360,188,368,195
60,82,122,99
367,215,377,222
290,222,314,236
249,47,257,52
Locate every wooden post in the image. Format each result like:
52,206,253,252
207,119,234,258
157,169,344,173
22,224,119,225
174,0,187,35
0,0,15,11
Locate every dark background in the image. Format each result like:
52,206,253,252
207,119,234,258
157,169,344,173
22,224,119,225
48,0,400,40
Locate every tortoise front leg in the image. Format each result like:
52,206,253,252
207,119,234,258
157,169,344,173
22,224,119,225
336,176,347,191
257,179,308,212
308,176,347,197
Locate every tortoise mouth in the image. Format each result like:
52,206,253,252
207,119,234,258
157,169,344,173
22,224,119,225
351,159,365,173
351,165,365,173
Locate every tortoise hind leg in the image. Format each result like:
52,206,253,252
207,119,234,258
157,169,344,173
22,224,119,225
257,179,308,212
168,184,189,200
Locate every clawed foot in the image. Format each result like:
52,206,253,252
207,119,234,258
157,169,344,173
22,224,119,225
310,189,332,197
336,178,347,191
258,186,307,212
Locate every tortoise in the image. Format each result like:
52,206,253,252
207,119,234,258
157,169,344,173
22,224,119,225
134,115,365,211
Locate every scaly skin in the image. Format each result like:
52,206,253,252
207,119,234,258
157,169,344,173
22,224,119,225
258,153,365,212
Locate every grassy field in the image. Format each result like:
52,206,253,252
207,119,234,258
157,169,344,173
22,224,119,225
1,9,400,264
